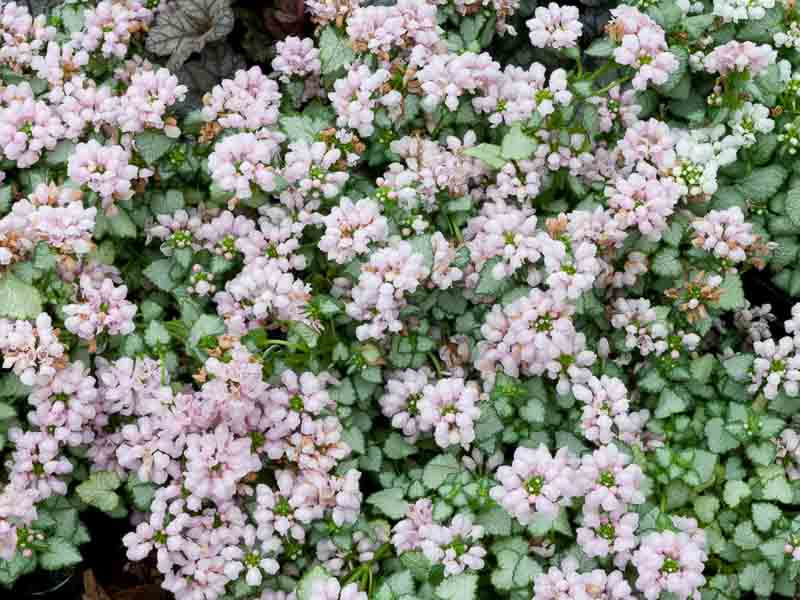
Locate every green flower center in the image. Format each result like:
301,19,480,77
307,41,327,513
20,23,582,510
407,393,421,414
525,475,544,495
449,536,467,556
661,557,680,574
599,470,616,487
274,496,292,517
598,522,616,540
245,550,261,567
535,315,553,332
289,394,304,412
170,230,193,249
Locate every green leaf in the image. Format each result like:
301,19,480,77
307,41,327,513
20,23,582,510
639,369,666,393
108,209,137,238
0,374,28,398
736,165,787,202
280,113,331,143
693,495,719,523
366,488,409,519
144,259,176,292
408,234,434,270
0,402,15,420
519,397,545,423
0,551,36,585
586,38,614,57
319,26,355,74
384,432,417,459
0,274,43,319
77,471,122,513
151,190,185,216
135,130,176,165
474,403,502,443
145,0,234,70
655,388,687,418
288,322,320,350
652,248,682,278
689,450,717,486
786,187,800,227
33,243,57,272
490,538,540,591
763,473,793,503
739,562,774,597
717,273,745,311
475,257,507,296
685,14,714,40
423,454,460,489
733,520,761,550
501,125,536,160
435,573,477,600
341,426,365,455
723,480,751,508
144,321,171,347
188,314,225,348
39,538,82,571
476,504,511,536
690,355,715,384
297,566,330,600
375,571,414,600
752,502,781,532
722,354,753,381
746,441,777,466
127,476,156,512
463,144,506,169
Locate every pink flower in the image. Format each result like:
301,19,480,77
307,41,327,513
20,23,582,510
0,82,64,168
202,66,282,132
631,521,707,600
68,140,140,210
318,197,387,264
380,369,431,441
490,445,583,523
534,557,636,600
272,36,321,80
207,132,283,199
310,577,367,600
328,64,400,137
527,3,582,49
63,275,137,340
391,498,433,552
418,377,481,449
419,513,487,576
0,313,65,386
704,40,777,76
184,425,261,504
345,241,430,340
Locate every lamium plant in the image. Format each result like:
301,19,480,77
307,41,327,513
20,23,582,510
1,0,800,599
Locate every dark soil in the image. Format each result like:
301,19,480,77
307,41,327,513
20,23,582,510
13,509,170,600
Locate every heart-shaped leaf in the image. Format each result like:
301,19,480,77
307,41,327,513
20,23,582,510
146,0,235,71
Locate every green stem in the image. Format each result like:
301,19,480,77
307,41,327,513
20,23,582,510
588,61,614,82
343,565,365,585
263,339,292,346
428,352,444,377
591,75,633,98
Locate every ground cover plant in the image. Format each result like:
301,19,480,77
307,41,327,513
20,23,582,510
3,0,800,598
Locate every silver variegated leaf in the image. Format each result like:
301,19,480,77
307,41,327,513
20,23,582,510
146,0,235,71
